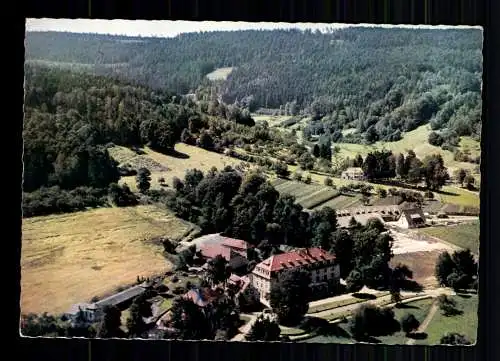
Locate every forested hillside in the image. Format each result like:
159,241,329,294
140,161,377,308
25,27,483,146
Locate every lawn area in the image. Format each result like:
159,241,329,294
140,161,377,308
437,186,480,208
21,205,195,315
418,221,480,253
301,297,434,344
416,294,478,345
376,298,435,345
109,143,245,190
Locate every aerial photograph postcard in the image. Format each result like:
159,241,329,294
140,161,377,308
21,19,482,345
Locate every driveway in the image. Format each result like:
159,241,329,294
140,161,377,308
231,312,260,341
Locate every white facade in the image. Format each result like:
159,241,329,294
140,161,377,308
341,167,365,180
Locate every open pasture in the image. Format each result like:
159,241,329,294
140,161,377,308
109,143,245,191
21,205,195,315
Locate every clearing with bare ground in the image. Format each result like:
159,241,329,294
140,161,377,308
108,143,246,191
390,250,447,288
21,205,196,315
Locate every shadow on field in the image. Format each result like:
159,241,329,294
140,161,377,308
408,331,428,340
356,335,382,344
321,324,351,339
401,280,424,292
394,303,419,310
353,292,377,300
164,149,190,159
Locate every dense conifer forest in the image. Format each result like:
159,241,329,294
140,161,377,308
26,27,482,145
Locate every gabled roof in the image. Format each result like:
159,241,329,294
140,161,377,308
256,248,335,273
95,285,146,308
400,208,426,225
222,237,254,250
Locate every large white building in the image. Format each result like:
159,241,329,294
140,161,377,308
341,167,365,181
250,248,339,307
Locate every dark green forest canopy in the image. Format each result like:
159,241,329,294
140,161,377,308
25,27,483,142
22,64,195,192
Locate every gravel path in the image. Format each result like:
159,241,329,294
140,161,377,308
406,299,439,345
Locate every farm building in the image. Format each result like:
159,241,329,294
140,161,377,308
251,248,339,307
65,284,148,325
196,234,254,274
395,208,427,229
341,167,365,180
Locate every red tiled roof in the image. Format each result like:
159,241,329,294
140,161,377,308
221,237,254,250
199,244,231,260
258,248,335,273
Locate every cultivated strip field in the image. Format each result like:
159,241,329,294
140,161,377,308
109,143,245,190
21,205,195,315
270,179,341,210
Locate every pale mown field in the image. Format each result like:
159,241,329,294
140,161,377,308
21,205,194,315
109,143,245,191
205,67,234,81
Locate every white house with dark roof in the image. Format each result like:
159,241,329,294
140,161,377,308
341,167,365,180
395,208,427,229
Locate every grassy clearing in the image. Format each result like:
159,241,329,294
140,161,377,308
206,67,234,81
418,221,480,253
252,115,293,127
416,294,478,345
109,143,245,191
335,125,480,176
437,186,480,208
21,205,194,315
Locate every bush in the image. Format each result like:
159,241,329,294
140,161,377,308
324,177,333,186
428,132,445,147
108,183,138,207
440,332,472,345
304,175,312,184
400,313,420,335
172,286,187,295
22,186,108,218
